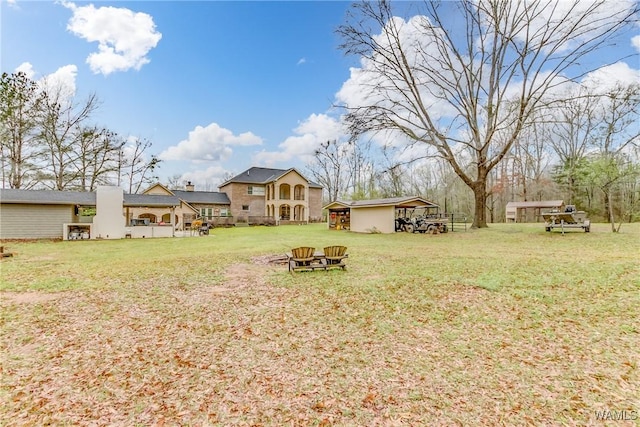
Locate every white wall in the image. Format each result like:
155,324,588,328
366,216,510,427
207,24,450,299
92,186,126,239
350,206,395,233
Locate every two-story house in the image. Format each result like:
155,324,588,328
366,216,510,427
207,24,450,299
219,167,323,224
135,167,323,228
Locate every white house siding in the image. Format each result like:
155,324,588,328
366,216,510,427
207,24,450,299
0,204,73,239
350,206,395,233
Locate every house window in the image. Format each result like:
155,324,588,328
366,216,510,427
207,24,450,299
220,208,229,216
247,185,265,195
200,208,213,220
242,205,250,211
294,185,305,200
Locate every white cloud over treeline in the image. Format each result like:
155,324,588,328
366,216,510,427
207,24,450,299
252,113,346,166
159,123,263,162
14,62,78,99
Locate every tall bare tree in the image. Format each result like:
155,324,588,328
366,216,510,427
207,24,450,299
71,127,125,191
337,0,638,227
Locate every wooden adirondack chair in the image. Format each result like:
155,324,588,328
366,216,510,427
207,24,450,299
323,245,348,269
290,246,316,270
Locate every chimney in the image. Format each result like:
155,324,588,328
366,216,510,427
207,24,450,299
186,181,194,192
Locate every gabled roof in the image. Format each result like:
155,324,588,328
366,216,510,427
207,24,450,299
323,196,439,210
141,182,174,196
0,188,96,205
323,200,352,210
220,166,323,188
140,182,230,205
172,190,230,205
221,167,286,185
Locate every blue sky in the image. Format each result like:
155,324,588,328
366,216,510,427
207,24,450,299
2,1,639,190
2,0,358,187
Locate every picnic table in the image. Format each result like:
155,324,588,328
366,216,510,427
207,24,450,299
287,246,348,272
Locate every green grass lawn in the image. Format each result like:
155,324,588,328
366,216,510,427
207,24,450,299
1,223,638,426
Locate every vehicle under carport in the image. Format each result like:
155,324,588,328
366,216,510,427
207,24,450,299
323,196,440,234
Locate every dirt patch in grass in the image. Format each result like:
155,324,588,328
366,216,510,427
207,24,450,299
0,291,67,304
251,254,289,266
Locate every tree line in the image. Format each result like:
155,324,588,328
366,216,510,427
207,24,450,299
307,0,640,230
0,71,160,193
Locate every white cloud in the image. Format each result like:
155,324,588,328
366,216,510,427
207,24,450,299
159,122,263,162
38,64,78,100
14,62,35,79
12,63,78,101
631,35,640,53
580,62,640,91
62,1,162,75
498,0,637,54
297,57,307,66
253,113,346,166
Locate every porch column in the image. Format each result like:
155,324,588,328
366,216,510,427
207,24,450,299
170,206,176,237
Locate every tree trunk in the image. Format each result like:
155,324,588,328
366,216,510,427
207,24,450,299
472,181,488,228
606,189,616,233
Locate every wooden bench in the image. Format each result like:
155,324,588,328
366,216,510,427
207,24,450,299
288,246,348,272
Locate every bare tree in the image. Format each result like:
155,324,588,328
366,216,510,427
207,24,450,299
546,87,600,203
0,72,44,189
165,174,185,190
37,81,99,190
596,83,640,155
591,83,640,230
512,119,555,202
306,139,350,202
337,0,638,227
119,137,161,194
71,127,124,191
345,138,376,200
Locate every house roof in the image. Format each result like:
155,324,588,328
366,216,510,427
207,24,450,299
220,167,323,188
324,196,439,210
172,190,230,205
506,200,563,209
124,194,181,207
141,182,174,195
0,188,180,207
0,188,96,205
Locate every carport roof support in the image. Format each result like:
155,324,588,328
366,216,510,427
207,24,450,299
324,196,439,210
506,200,563,209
